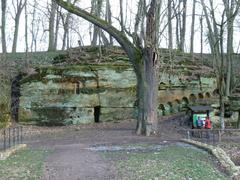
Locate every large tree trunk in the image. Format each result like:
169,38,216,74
167,0,172,49
173,0,187,51
174,1,181,50
179,0,187,52
136,0,159,135
105,0,113,45
219,15,226,130
136,49,159,135
61,12,70,50
25,0,29,69
54,6,60,50
226,19,233,96
48,0,57,51
190,0,196,57
91,0,103,45
1,0,7,53
200,13,203,62
12,14,21,53
119,0,124,32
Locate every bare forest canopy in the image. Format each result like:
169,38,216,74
0,0,240,54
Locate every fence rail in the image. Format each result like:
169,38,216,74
0,126,23,151
179,128,240,144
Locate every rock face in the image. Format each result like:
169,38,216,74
19,47,217,125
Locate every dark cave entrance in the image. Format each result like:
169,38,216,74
11,74,23,123
94,106,101,123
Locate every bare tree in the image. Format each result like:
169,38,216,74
134,0,146,43
61,0,78,50
48,0,57,51
201,0,240,129
55,0,161,135
12,0,26,53
201,0,224,129
60,10,70,50
105,0,113,45
199,12,203,61
173,0,187,51
201,0,220,68
119,0,124,32
219,11,227,130
91,0,103,45
1,0,7,53
190,0,196,57
180,0,187,52
30,0,40,52
223,0,240,96
54,6,61,50
167,0,173,49
24,0,29,69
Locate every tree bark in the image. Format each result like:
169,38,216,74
12,0,26,53
30,0,40,52
91,0,103,45
180,0,187,52
61,11,70,50
136,0,159,135
201,0,220,69
55,0,160,135
105,0,113,45
219,23,225,130
200,13,203,62
134,0,146,46
223,0,240,96
167,0,172,49
137,49,159,135
1,0,7,53
173,0,187,51
173,1,180,50
119,0,124,32
25,0,29,69
61,0,77,50
54,6,60,50
190,0,196,56
48,0,57,51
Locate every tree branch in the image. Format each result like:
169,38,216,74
54,0,140,62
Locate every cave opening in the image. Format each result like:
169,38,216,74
11,74,23,123
94,106,101,123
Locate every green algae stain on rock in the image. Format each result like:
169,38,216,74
19,56,217,125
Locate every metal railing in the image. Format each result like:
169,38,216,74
0,126,23,151
179,129,240,145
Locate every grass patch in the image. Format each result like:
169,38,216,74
0,149,51,179
102,145,228,180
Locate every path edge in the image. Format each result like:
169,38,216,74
181,139,240,178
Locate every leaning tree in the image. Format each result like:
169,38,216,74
55,0,161,135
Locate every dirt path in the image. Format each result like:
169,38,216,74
25,120,183,180
43,143,117,180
